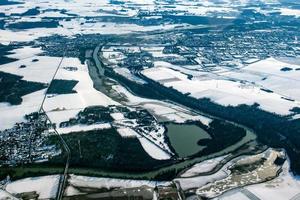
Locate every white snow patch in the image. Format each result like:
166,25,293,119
43,58,118,112
68,174,170,190
0,89,46,130
111,112,125,121
6,175,60,199
137,136,171,160
280,8,300,18
117,127,137,138
180,155,228,177
0,56,61,83
142,66,299,115
6,46,43,60
245,160,300,200
0,189,18,200
57,123,111,134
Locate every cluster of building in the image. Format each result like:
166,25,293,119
179,30,300,69
0,112,61,167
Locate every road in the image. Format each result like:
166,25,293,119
38,56,71,200
41,108,71,200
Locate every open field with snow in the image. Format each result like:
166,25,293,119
136,134,171,160
43,58,118,129
223,57,300,101
0,56,61,83
180,155,228,178
142,58,300,116
0,54,62,130
176,149,284,195
64,174,170,197
215,157,300,200
0,89,46,130
111,84,213,124
5,175,60,199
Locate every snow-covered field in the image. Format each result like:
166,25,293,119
0,189,18,200
137,135,171,160
0,56,61,83
57,123,112,134
180,155,228,178
68,174,168,189
43,58,118,128
0,0,201,42
175,160,232,191
224,57,300,101
280,8,300,18
6,46,43,60
0,0,286,44
176,149,283,193
117,127,137,138
5,175,60,199
65,174,170,196
245,160,300,200
115,117,173,160
0,54,62,130
0,89,46,130
215,158,300,200
142,58,300,116
111,84,213,124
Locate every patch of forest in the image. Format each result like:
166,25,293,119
196,119,247,156
7,20,60,30
47,128,175,172
0,44,18,64
47,79,78,95
0,71,47,105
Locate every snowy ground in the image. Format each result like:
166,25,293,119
0,189,18,200
280,8,300,18
5,175,60,199
175,160,232,191
114,119,172,160
117,127,137,138
180,155,228,178
175,149,283,193
65,174,170,196
68,174,168,189
215,158,300,200
111,84,213,124
136,135,171,160
0,56,61,83
245,160,300,200
57,123,112,134
0,53,62,130
0,89,46,130
43,58,118,130
6,46,43,60
0,0,194,42
142,59,300,116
